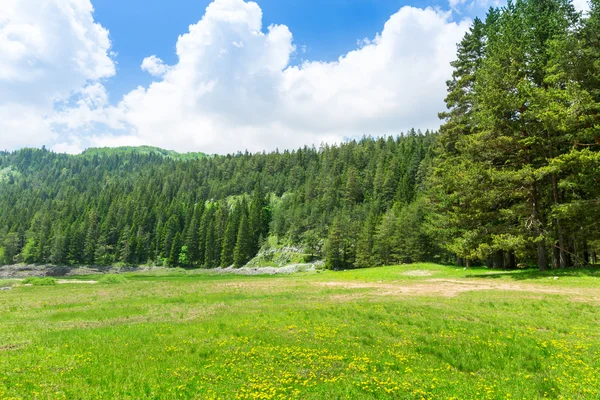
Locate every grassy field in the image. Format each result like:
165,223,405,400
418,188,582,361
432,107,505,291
1,264,599,399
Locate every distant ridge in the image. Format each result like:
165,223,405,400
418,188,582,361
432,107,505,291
81,146,208,160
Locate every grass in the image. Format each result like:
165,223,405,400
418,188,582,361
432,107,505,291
0,263,599,399
98,274,128,285
0,279,19,288
20,277,57,286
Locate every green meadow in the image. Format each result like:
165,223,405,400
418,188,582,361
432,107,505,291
1,264,599,399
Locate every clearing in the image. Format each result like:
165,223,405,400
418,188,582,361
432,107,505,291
0,263,599,399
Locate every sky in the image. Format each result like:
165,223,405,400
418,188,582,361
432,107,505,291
0,0,590,154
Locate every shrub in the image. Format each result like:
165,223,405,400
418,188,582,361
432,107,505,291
99,274,127,284
21,277,57,286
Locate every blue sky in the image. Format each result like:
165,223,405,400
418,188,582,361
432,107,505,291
2,0,528,154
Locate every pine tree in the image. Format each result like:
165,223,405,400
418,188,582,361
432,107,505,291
325,216,344,270
373,208,398,266
49,227,69,265
248,185,267,255
213,200,229,267
221,202,241,267
68,222,85,265
204,219,219,268
355,212,377,268
185,204,203,266
467,0,579,269
197,206,213,266
168,232,182,267
344,166,363,204
233,212,251,267
2,233,20,265
84,210,99,265
162,216,179,261
94,234,113,266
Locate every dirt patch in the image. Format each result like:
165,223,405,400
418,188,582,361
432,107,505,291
402,270,435,277
0,342,30,351
314,279,600,302
211,279,298,292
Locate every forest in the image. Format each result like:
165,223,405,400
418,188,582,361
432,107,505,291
0,0,598,271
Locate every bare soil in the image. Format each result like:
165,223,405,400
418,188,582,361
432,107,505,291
314,278,600,302
402,270,435,276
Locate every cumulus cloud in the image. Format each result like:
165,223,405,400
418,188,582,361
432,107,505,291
141,55,171,77
0,0,114,150
71,0,469,154
2,0,470,154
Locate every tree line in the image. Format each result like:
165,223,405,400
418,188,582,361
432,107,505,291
0,132,440,269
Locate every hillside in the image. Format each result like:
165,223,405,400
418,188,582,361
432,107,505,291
0,132,441,269
80,146,208,160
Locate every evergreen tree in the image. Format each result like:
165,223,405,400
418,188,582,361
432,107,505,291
197,206,213,266
325,216,344,270
233,212,252,267
2,233,20,265
373,208,398,266
49,228,69,265
168,232,182,267
344,166,363,204
355,212,377,268
84,210,99,265
204,219,219,268
185,204,203,266
162,216,180,262
221,202,241,267
213,200,229,267
94,234,113,266
68,222,85,265
248,185,267,255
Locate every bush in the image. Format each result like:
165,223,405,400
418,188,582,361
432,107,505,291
99,274,127,284
21,277,57,286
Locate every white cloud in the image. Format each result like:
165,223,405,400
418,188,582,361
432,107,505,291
141,55,170,77
66,0,469,154
0,0,115,150
449,0,468,9
1,0,470,154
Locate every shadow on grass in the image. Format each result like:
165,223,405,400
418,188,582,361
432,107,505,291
464,266,600,281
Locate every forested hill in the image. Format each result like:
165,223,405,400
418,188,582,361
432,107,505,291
2,0,599,271
0,133,441,269
80,146,208,160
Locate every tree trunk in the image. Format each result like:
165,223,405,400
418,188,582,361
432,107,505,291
466,259,471,268
551,174,568,268
506,252,517,269
493,250,504,269
552,243,560,269
538,240,548,271
530,184,548,271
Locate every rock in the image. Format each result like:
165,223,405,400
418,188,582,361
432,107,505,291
0,287,12,291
